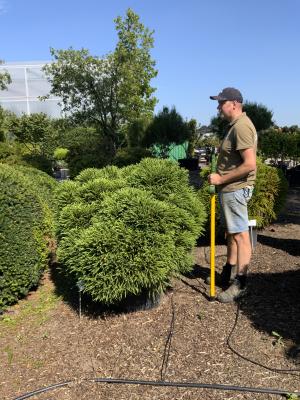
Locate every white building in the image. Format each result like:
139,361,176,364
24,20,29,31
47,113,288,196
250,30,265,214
0,61,62,118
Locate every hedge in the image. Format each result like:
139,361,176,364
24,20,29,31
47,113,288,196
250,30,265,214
0,164,57,308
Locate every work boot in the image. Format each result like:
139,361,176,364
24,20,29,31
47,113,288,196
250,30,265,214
205,263,237,287
217,276,247,303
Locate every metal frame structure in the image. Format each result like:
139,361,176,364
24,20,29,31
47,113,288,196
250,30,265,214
0,61,62,117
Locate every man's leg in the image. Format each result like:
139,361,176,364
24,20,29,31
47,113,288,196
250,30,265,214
217,188,253,303
218,230,252,303
227,233,237,265
212,233,237,287
234,230,252,275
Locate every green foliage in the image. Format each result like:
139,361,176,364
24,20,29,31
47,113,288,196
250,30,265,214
54,180,81,215
143,106,191,158
0,107,14,141
0,164,56,308
186,119,198,157
114,146,152,167
0,66,11,91
0,111,57,173
78,177,127,203
248,159,288,227
56,158,207,305
58,219,176,304
8,113,52,152
196,135,220,149
0,141,53,175
124,116,152,147
259,127,300,163
54,147,69,160
43,8,157,156
210,115,230,140
0,141,28,166
63,128,113,178
75,165,122,183
126,157,190,199
22,153,53,175
113,8,158,123
243,102,274,132
199,159,288,229
285,393,300,400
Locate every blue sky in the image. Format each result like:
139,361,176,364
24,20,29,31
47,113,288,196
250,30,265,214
0,0,299,126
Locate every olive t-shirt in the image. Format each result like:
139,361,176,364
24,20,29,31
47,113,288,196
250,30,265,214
217,112,257,192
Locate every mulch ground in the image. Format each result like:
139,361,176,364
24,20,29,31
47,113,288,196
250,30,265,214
0,187,299,400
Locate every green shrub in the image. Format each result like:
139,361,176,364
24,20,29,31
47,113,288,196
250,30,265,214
0,142,28,166
22,153,53,175
13,164,57,235
75,165,122,184
56,159,207,305
126,158,206,239
126,158,191,200
113,146,152,167
248,159,288,227
78,178,127,203
57,202,100,240
54,147,69,160
53,180,81,219
0,164,54,308
0,142,53,174
58,219,177,304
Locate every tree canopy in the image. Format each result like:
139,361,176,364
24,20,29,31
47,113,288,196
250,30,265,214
43,8,158,157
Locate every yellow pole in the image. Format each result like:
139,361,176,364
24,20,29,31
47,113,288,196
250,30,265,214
210,193,216,300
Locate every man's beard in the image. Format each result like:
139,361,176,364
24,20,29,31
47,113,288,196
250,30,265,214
218,111,229,121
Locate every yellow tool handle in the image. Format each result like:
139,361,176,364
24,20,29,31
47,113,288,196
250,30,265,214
210,193,216,300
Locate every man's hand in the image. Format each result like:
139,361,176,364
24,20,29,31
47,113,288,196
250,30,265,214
208,173,223,185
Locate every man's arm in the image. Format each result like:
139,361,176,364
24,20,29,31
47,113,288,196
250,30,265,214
208,148,256,186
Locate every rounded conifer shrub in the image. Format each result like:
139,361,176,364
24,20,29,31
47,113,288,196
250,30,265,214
58,189,182,304
75,165,122,184
56,159,207,306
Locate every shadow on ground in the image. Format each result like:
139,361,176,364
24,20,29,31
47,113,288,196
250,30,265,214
185,263,300,365
258,234,300,257
50,260,165,318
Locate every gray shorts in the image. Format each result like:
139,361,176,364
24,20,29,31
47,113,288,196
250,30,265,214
219,187,253,234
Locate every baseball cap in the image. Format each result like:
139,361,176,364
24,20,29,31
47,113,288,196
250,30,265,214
210,87,243,103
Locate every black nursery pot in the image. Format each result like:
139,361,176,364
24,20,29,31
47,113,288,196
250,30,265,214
178,158,199,171
121,289,162,312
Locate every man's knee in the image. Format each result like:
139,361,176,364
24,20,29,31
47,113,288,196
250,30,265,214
232,231,249,244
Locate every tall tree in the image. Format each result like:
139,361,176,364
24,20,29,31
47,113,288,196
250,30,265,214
243,102,274,132
43,8,157,157
143,106,191,158
186,118,198,157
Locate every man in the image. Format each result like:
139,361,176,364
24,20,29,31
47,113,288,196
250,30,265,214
208,87,257,303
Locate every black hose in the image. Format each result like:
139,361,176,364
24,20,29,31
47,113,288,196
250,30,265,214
228,303,300,375
160,294,175,380
14,380,72,400
13,377,300,399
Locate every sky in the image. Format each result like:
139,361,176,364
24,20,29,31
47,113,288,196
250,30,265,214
0,0,299,126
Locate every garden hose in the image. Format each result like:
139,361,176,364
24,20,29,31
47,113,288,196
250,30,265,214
13,377,300,399
209,150,217,300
